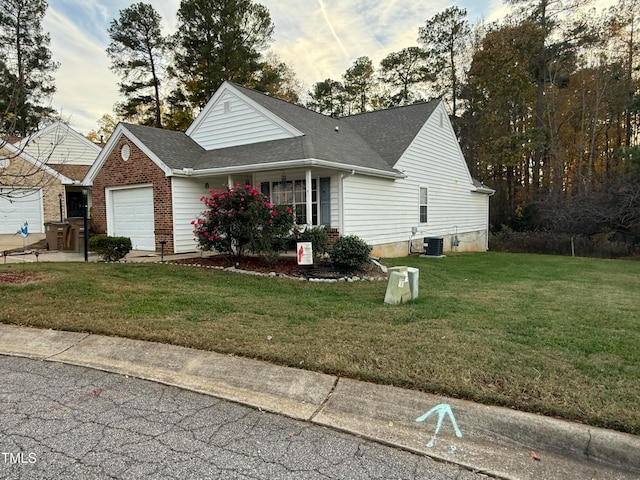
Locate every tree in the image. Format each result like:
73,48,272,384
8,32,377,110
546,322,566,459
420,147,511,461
504,0,591,193
379,47,431,106
342,56,375,113
86,114,118,144
162,88,194,131
193,183,295,262
172,0,274,110
306,78,345,116
464,20,541,226
249,52,301,103
0,0,58,137
606,0,639,148
107,2,167,128
418,6,470,119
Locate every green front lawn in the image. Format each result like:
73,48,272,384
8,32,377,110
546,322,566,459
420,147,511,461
1,252,638,434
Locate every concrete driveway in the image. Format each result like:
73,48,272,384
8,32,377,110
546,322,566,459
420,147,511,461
0,233,45,252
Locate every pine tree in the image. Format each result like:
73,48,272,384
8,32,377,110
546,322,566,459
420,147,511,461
107,2,167,128
0,0,58,137
172,0,274,110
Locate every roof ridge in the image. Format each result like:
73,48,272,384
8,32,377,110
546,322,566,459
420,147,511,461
229,82,337,120
339,99,441,119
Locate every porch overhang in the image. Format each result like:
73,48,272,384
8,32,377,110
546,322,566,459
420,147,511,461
170,158,406,180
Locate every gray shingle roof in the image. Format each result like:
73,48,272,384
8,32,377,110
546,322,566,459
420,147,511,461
120,84,440,175
230,84,398,173
341,101,440,168
122,123,205,170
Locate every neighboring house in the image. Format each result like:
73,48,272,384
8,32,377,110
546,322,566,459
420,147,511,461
84,81,494,256
0,122,101,235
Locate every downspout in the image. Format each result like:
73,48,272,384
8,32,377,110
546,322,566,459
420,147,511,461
486,190,495,251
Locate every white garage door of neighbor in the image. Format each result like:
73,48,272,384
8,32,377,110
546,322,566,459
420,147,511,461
111,187,155,250
0,188,43,234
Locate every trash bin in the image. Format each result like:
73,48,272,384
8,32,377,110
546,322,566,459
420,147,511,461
67,218,84,252
44,222,68,251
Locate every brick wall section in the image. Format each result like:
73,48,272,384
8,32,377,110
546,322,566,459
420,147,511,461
91,135,174,253
326,227,340,246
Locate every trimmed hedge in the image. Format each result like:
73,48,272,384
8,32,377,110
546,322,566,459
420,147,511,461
88,235,132,262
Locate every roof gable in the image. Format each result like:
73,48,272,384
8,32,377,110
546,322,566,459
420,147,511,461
16,121,101,166
186,82,303,149
84,85,450,181
1,141,74,184
341,101,440,168
84,123,205,185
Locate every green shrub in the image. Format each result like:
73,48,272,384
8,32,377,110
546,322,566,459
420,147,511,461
330,235,372,271
88,235,132,262
297,226,329,265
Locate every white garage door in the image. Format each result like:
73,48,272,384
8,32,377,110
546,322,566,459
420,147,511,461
110,187,155,250
0,188,43,234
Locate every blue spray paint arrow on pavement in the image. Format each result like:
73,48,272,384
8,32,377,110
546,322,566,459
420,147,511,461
416,404,463,448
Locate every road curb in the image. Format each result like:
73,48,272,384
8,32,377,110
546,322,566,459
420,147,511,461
1,324,638,480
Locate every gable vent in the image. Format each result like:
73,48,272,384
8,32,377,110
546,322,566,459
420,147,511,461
223,101,231,113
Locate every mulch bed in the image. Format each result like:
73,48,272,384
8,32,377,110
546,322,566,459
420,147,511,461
170,255,387,280
172,255,303,276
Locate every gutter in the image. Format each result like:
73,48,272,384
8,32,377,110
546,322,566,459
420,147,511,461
472,185,496,196
171,158,406,180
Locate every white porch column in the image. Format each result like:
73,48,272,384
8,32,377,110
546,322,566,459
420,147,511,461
305,168,313,226
227,175,233,189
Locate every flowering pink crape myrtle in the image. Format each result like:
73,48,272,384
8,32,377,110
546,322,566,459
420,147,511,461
192,183,296,261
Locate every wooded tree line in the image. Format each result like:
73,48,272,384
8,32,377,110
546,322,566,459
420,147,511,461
305,0,640,246
1,0,638,248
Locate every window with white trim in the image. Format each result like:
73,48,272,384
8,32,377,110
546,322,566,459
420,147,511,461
419,187,428,223
261,179,318,225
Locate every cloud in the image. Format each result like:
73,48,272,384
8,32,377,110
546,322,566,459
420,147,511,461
44,5,119,134
263,0,449,89
316,0,350,59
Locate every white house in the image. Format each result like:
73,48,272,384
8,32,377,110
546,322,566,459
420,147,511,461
84,81,493,256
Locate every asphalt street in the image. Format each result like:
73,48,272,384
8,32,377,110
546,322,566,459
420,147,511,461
0,356,487,480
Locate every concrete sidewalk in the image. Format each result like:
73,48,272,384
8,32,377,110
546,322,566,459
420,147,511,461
0,324,637,480
0,234,199,264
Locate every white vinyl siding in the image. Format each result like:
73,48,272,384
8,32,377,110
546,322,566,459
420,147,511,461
21,124,100,166
341,102,489,248
172,176,229,253
189,90,298,150
399,103,488,238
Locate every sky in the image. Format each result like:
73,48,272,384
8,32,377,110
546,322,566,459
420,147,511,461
42,0,616,135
